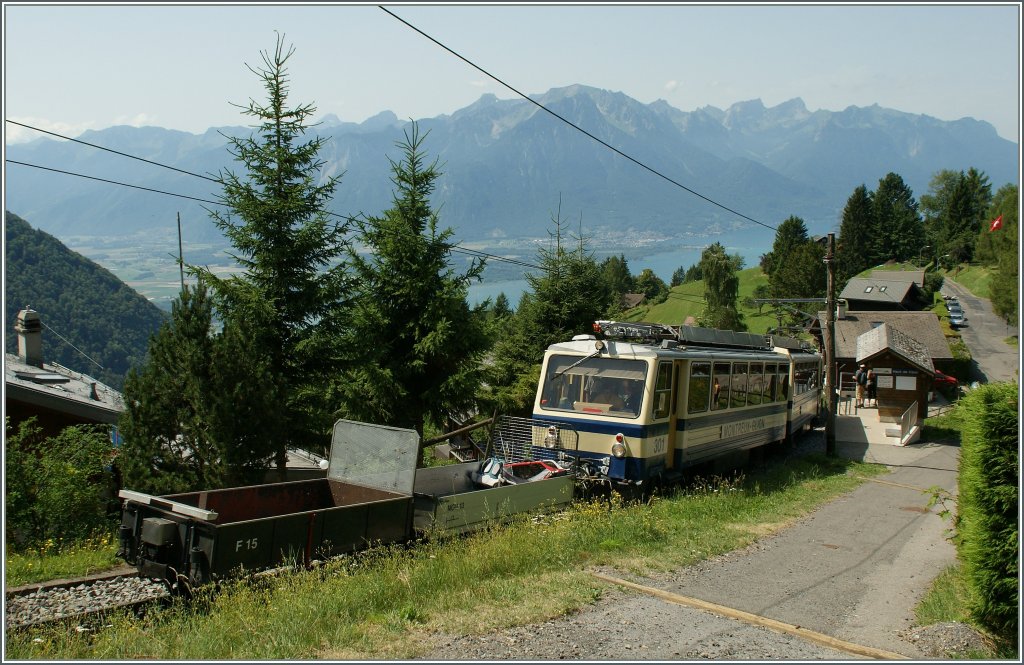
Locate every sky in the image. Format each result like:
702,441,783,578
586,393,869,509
2,2,1022,146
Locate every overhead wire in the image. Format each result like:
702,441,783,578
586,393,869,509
5,120,546,272
379,5,778,234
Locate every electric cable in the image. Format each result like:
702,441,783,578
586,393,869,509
380,5,778,234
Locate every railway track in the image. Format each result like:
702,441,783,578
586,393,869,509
5,567,169,632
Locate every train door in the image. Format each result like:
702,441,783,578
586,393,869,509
655,360,677,470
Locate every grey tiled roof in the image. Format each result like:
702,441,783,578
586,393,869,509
872,270,925,286
5,353,124,423
815,310,953,361
839,278,916,304
855,323,935,373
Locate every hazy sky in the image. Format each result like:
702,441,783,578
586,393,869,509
3,2,1021,146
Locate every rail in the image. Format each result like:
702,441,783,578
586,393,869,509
895,401,919,445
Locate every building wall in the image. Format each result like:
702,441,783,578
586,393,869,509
861,352,931,422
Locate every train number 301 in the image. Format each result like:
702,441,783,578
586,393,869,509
652,436,667,455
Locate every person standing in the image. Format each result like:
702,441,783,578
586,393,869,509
867,368,878,407
855,364,868,408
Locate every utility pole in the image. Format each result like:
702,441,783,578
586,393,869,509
177,212,185,293
824,233,837,456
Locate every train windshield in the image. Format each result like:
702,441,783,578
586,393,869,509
539,355,648,418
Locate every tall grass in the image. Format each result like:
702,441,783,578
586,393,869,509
6,453,883,660
5,532,121,587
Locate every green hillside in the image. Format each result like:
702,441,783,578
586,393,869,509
623,267,796,335
5,211,168,389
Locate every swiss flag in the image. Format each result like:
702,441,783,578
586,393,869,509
990,214,1003,232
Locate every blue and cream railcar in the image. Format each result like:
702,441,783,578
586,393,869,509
772,338,824,443
531,322,821,486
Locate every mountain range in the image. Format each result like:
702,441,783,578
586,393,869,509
4,85,1017,253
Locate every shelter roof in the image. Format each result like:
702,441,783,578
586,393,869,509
855,323,935,374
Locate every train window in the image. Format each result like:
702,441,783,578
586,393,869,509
765,363,777,402
539,355,648,418
711,362,730,411
748,363,764,405
687,362,711,413
780,369,790,400
730,362,748,408
653,362,672,419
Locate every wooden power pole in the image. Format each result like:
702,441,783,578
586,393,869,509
824,233,837,456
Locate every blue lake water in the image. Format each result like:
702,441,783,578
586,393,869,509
467,244,765,307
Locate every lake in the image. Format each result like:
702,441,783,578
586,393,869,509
467,243,765,306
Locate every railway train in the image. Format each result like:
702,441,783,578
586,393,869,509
530,321,823,488
118,322,822,590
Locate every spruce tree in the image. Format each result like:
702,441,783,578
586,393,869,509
190,35,350,475
485,202,609,415
836,185,875,282
872,172,923,263
119,282,278,494
333,123,489,464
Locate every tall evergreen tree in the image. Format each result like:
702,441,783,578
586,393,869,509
600,254,635,303
836,185,875,282
485,202,609,414
190,35,350,475
761,215,809,278
119,282,279,494
333,123,490,464
872,172,923,263
698,242,745,331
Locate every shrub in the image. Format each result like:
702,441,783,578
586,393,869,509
956,382,1019,647
4,417,118,549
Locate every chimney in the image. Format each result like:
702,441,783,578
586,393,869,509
836,298,848,321
15,308,43,368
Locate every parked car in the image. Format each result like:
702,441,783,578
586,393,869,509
933,370,959,389
950,313,967,328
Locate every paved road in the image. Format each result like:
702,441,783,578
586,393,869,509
422,434,962,660
940,279,1019,384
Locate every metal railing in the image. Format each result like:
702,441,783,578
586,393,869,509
895,401,919,445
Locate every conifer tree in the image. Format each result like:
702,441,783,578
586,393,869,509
872,172,923,263
485,202,609,414
190,35,350,474
333,123,489,464
836,185,875,282
119,282,279,493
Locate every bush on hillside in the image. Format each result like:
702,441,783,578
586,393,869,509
4,417,119,549
956,382,1019,647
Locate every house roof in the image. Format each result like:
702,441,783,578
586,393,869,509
4,353,125,424
872,270,925,286
813,310,953,362
855,323,935,374
839,277,917,304
621,292,646,309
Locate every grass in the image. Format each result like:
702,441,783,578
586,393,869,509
942,264,993,300
914,564,1009,659
5,532,121,587
625,267,780,334
5,452,886,660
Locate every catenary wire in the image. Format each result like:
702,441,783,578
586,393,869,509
380,5,778,234
5,152,545,272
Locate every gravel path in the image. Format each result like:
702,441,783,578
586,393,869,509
419,431,991,660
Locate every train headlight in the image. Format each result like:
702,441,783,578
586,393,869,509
611,433,627,458
544,426,559,448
